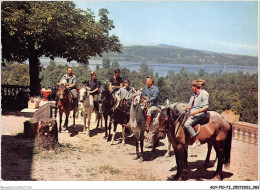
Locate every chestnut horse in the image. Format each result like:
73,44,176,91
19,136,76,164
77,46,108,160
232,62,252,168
55,83,76,132
158,103,232,180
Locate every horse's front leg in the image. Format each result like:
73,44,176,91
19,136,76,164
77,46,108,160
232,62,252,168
65,112,69,131
107,117,112,141
87,112,91,136
111,122,117,145
83,112,86,132
122,125,125,145
96,113,100,128
139,139,144,163
73,110,76,127
103,115,108,138
59,111,62,132
133,137,140,160
174,145,185,181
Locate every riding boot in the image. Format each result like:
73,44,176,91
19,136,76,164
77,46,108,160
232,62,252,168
145,115,152,132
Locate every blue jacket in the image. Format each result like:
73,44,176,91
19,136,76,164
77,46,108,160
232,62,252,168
142,85,159,106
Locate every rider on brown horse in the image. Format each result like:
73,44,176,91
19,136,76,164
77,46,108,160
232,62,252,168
57,67,78,111
142,76,160,132
182,79,209,148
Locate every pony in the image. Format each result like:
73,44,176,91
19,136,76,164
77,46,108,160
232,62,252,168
158,102,232,180
55,82,76,132
128,89,161,162
97,84,116,140
78,86,101,136
110,97,132,145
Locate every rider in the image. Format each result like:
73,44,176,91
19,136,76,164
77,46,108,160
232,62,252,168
117,79,134,101
109,69,124,98
85,71,101,113
183,79,209,149
142,76,159,132
57,67,78,111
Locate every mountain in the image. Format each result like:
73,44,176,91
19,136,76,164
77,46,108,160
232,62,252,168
97,45,257,66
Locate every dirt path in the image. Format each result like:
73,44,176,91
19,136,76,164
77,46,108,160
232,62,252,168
1,114,258,182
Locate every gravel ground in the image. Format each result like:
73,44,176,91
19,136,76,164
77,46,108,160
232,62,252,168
1,113,259,188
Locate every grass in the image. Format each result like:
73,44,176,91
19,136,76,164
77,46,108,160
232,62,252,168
98,164,120,175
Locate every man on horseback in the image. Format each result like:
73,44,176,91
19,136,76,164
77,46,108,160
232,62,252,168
57,67,78,111
117,79,134,101
84,71,101,113
109,69,124,98
183,79,209,148
142,76,159,132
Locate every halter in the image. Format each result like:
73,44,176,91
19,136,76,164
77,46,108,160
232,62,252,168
158,103,183,136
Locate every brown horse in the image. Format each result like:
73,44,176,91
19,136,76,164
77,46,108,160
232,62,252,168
158,103,232,180
55,83,76,132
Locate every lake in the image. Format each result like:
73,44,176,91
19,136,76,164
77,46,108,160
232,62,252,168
88,60,258,76
39,58,258,77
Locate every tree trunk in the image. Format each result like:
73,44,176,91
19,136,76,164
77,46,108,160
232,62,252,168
34,118,59,151
28,38,41,96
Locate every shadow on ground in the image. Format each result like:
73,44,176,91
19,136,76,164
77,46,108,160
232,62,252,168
1,134,36,180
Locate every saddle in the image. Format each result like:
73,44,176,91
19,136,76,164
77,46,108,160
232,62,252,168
180,111,210,137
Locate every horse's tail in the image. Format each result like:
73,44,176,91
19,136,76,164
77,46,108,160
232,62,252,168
224,121,233,168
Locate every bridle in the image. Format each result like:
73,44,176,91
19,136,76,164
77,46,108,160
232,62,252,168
158,103,184,136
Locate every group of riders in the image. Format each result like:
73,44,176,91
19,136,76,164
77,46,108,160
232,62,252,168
57,67,209,149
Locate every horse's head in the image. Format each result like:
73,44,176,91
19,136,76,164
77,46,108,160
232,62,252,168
158,107,171,138
132,88,142,106
97,84,110,114
58,83,69,100
119,98,132,113
79,86,88,103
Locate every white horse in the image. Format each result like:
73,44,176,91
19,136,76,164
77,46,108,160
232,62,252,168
78,86,95,136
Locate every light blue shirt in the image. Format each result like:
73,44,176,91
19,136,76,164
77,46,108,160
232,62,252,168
189,89,209,112
118,87,134,100
142,85,159,106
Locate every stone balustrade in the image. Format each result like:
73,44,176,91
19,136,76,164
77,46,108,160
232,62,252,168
232,121,258,145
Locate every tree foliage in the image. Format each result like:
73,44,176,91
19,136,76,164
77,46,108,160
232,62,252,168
2,61,258,124
1,1,122,95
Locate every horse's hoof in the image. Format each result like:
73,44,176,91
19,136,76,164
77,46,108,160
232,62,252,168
138,156,144,163
132,156,140,160
103,135,107,139
213,174,222,181
122,141,125,145
174,175,184,181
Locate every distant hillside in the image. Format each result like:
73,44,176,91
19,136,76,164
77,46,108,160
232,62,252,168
97,45,257,66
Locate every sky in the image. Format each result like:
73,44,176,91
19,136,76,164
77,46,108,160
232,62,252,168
75,1,258,56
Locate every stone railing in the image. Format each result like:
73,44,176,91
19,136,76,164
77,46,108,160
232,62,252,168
232,121,258,145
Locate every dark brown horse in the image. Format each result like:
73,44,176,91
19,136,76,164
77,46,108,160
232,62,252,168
158,103,232,180
97,84,116,140
55,83,76,132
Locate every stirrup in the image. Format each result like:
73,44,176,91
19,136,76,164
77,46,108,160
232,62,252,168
194,124,200,136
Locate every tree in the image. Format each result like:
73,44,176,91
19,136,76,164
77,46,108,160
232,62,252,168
1,2,122,96
102,58,111,69
111,61,120,69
